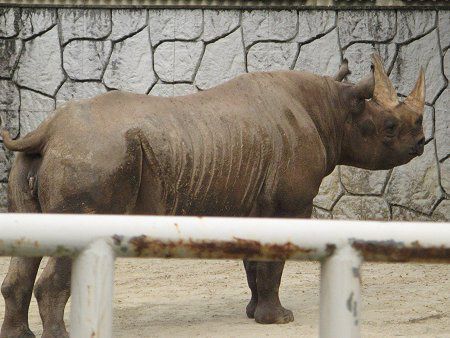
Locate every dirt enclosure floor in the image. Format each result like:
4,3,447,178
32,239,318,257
0,258,449,337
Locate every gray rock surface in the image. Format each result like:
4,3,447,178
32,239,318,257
154,41,203,82
0,80,20,139
63,40,112,80
313,167,342,210
333,196,390,220
242,10,297,46
149,10,203,46
0,146,12,182
434,89,449,161
441,159,449,194
20,89,55,136
386,142,441,214
432,199,450,221
294,29,340,76
0,39,21,78
195,29,245,90
110,9,147,41
391,30,445,104
338,10,396,48
343,43,395,83
14,27,64,96
391,206,432,221
150,83,197,97
395,10,436,43
59,9,111,45
341,166,389,195
311,207,332,219
0,8,19,38
438,10,450,50
19,8,56,39
56,80,107,106
297,10,335,43
423,105,434,142
444,50,449,80
248,42,297,72
203,10,240,42
0,183,7,212
104,29,156,94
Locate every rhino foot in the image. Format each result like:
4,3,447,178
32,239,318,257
41,326,69,338
254,304,294,324
0,326,35,338
246,297,257,318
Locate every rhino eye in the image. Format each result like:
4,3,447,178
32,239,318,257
384,119,397,135
415,116,423,126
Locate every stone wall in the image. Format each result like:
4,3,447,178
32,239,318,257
0,7,448,220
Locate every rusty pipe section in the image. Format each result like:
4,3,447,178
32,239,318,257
0,213,449,263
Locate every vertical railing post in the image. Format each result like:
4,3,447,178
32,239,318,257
70,239,115,338
319,245,362,338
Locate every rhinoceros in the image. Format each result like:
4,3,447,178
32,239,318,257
0,54,425,338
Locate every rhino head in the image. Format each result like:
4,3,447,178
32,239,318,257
340,53,426,170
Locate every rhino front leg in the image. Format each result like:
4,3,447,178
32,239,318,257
253,261,294,324
1,257,42,338
34,257,71,338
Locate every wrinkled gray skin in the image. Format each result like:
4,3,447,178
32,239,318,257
0,55,425,337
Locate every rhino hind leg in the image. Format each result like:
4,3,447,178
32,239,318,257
1,154,43,338
243,259,258,318
33,257,71,338
253,261,294,324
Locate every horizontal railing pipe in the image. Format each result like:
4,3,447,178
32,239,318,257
0,213,449,263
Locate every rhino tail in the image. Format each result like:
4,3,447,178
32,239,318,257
1,118,48,154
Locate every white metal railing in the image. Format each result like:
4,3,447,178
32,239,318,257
0,213,449,338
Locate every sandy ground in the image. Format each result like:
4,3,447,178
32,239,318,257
0,257,449,337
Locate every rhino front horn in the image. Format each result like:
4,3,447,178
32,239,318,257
372,53,399,109
404,67,426,114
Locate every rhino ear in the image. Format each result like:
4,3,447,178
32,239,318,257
372,53,399,109
404,67,425,114
353,64,374,100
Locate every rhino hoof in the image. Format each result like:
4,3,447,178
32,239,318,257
254,305,294,324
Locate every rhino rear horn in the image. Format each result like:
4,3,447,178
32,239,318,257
353,65,374,100
404,67,425,114
372,53,399,109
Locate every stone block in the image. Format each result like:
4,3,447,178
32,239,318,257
242,10,297,46
154,41,203,82
14,27,65,96
59,9,111,45
0,80,19,140
391,206,432,221
247,42,297,72
395,10,436,43
0,39,21,78
19,8,56,39
0,145,13,182
0,183,7,212
294,28,340,77
434,88,449,161
150,83,197,97
440,159,449,194
63,40,112,80
391,30,446,104
313,167,342,210
432,199,450,221
203,10,240,42
338,10,396,48
333,195,390,220
343,43,396,83
386,142,441,214
438,10,450,50
149,9,202,46
341,166,390,195
20,89,55,136
110,9,147,41
297,10,335,43
104,29,156,94
195,29,245,90
56,80,107,106
0,8,20,38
